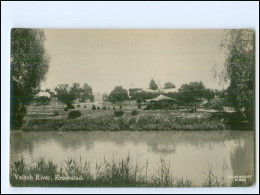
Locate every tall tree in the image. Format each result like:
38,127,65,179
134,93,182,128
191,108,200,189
108,86,129,102
149,79,158,90
10,29,49,129
70,83,81,99
54,84,76,109
82,83,94,102
220,29,255,122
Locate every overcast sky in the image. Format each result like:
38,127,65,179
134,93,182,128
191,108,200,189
41,29,227,94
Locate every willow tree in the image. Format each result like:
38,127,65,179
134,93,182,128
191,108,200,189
11,29,49,129
220,29,255,122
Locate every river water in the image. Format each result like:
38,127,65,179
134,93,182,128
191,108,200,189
10,131,254,185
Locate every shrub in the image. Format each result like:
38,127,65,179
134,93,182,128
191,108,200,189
131,110,139,116
97,106,100,110
67,104,75,109
77,105,80,108
84,105,87,108
113,106,116,110
138,104,142,109
54,111,59,116
68,110,82,119
92,105,96,110
102,106,107,110
114,110,124,117
64,107,69,111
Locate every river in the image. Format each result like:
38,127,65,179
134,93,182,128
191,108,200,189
10,131,254,185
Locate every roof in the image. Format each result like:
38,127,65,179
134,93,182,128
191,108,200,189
146,95,176,102
36,91,51,98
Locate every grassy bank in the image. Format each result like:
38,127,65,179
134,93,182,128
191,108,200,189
22,110,227,131
10,156,254,187
17,101,254,131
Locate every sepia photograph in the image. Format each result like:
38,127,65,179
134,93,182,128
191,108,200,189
9,28,256,188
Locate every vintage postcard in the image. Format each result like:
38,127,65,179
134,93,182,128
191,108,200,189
10,29,255,187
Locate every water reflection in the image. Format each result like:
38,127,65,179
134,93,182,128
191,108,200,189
10,131,254,185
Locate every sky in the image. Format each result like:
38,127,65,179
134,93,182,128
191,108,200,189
41,29,227,94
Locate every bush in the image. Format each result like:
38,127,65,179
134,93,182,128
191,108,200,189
131,110,139,116
84,105,87,108
114,110,124,117
92,105,96,110
68,110,82,119
77,105,80,108
67,104,75,109
64,107,69,111
113,106,116,110
102,106,107,110
97,106,100,110
119,105,122,109
53,111,59,116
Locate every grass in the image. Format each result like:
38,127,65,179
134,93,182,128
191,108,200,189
10,156,254,187
22,107,228,131
17,100,254,131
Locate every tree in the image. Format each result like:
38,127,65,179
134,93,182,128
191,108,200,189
164,82,176,89
149,79,158,90
10,29,49,129
35,96,51,105
108,86,129,102
178,81,206,107
82,83,94,102
220,29,255,122
70,83,81,99
54,84,76,109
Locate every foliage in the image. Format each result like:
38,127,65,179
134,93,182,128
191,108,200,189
164,82,176,89
149,79,158,90
178,81,206,106
131,110,139,116
92,105,96,110
68,110,82,119
70,83,94,102
82,83,94,102
54,84,76,108
53,111,59,116
10,28,49,128
114,110,124,117
129,88,143,99
134,91,160,100
23,109,228,131
108,86,129,102
220,29,255,123
10,156,252,187
35,96,51,105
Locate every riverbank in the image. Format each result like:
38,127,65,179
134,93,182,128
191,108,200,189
10,156,254,187
15,103,253,132
22,110,228,131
